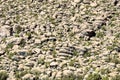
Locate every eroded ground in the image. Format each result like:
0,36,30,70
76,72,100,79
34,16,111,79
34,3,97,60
0,0,120,80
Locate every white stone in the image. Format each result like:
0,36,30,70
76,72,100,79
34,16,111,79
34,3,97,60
63,70,73,76
33,48,41,54
109,72,118,77
56,71,62,79
0,44,6,49
90,2,98,7
70,17,76,21
59,61,68,68
22,74,35,80
18,64,24,71
49,0,53,2
68,66,76,71
74,0,81,3
51,71,57,79
35,39,40,44
40,74,48,80
31,67,42,74
50,62,58,67
13,45,19,51
0,25,11,37
0,50,4,55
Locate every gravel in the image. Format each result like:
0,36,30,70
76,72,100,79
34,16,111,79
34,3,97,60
0,0,120,80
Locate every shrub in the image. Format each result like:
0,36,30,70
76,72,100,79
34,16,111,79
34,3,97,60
102,75,109,80
96,31,104,38
0,70,8,80
86,73,102,80
61,75,83,80
15,70,28,79
112,75,120,80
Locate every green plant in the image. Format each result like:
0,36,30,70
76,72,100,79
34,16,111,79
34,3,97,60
100,68,110,74
89,58,95,63
52,50,57,58
1,38,6,43
51,47,57,58
30,69,40,76
61,75,83,80
38,58,45,65
107,40,117,51
105,55,110,62
40,75,84,80
111,58,120,64
73,50,79,56
117,67,120,72
69,59,76,66
0,13,6,18
8,52,16,59
45,62,50,68
83,51,91,58
102,75,109,80
112,75,120,80
0,57,3,61
26,32,32,39
105,54,120,64
15,33,19,37
33,13,38,20
96,31,104,38
0,70,8,80
115,33,120,38
69,32,75,37
107,46,114,51
16,26,22,34
83,41,92,46
6,43,14,49
15,15,20,22
42,48,48,51
19,39,26,47
109,22,116,28
101,26,106,31
86,73,102,80
15,70,28,79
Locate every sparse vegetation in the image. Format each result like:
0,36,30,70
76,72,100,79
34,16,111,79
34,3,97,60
15,70,29,79
7,52,16,59
73,50,79,56
115,33,120,38
45,62,50,68
69,59,76,66
38,58,45,65
83,51,91,58
105,54,120,64
83,41,92,46
0,0,120,80
0,70,8,80
117,67,120,72
16,26,22,34
86,73,102,80
96,31,105,38
102,75,109,80
51,47,57,58
112,75,120,80
18,39,26,47
6,43,14,49
100,68,111,74
61,75,83,80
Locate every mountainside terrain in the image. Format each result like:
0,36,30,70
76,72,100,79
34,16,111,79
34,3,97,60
0,0,120,80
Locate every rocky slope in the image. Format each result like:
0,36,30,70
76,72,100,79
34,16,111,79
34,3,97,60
0,0,120,80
